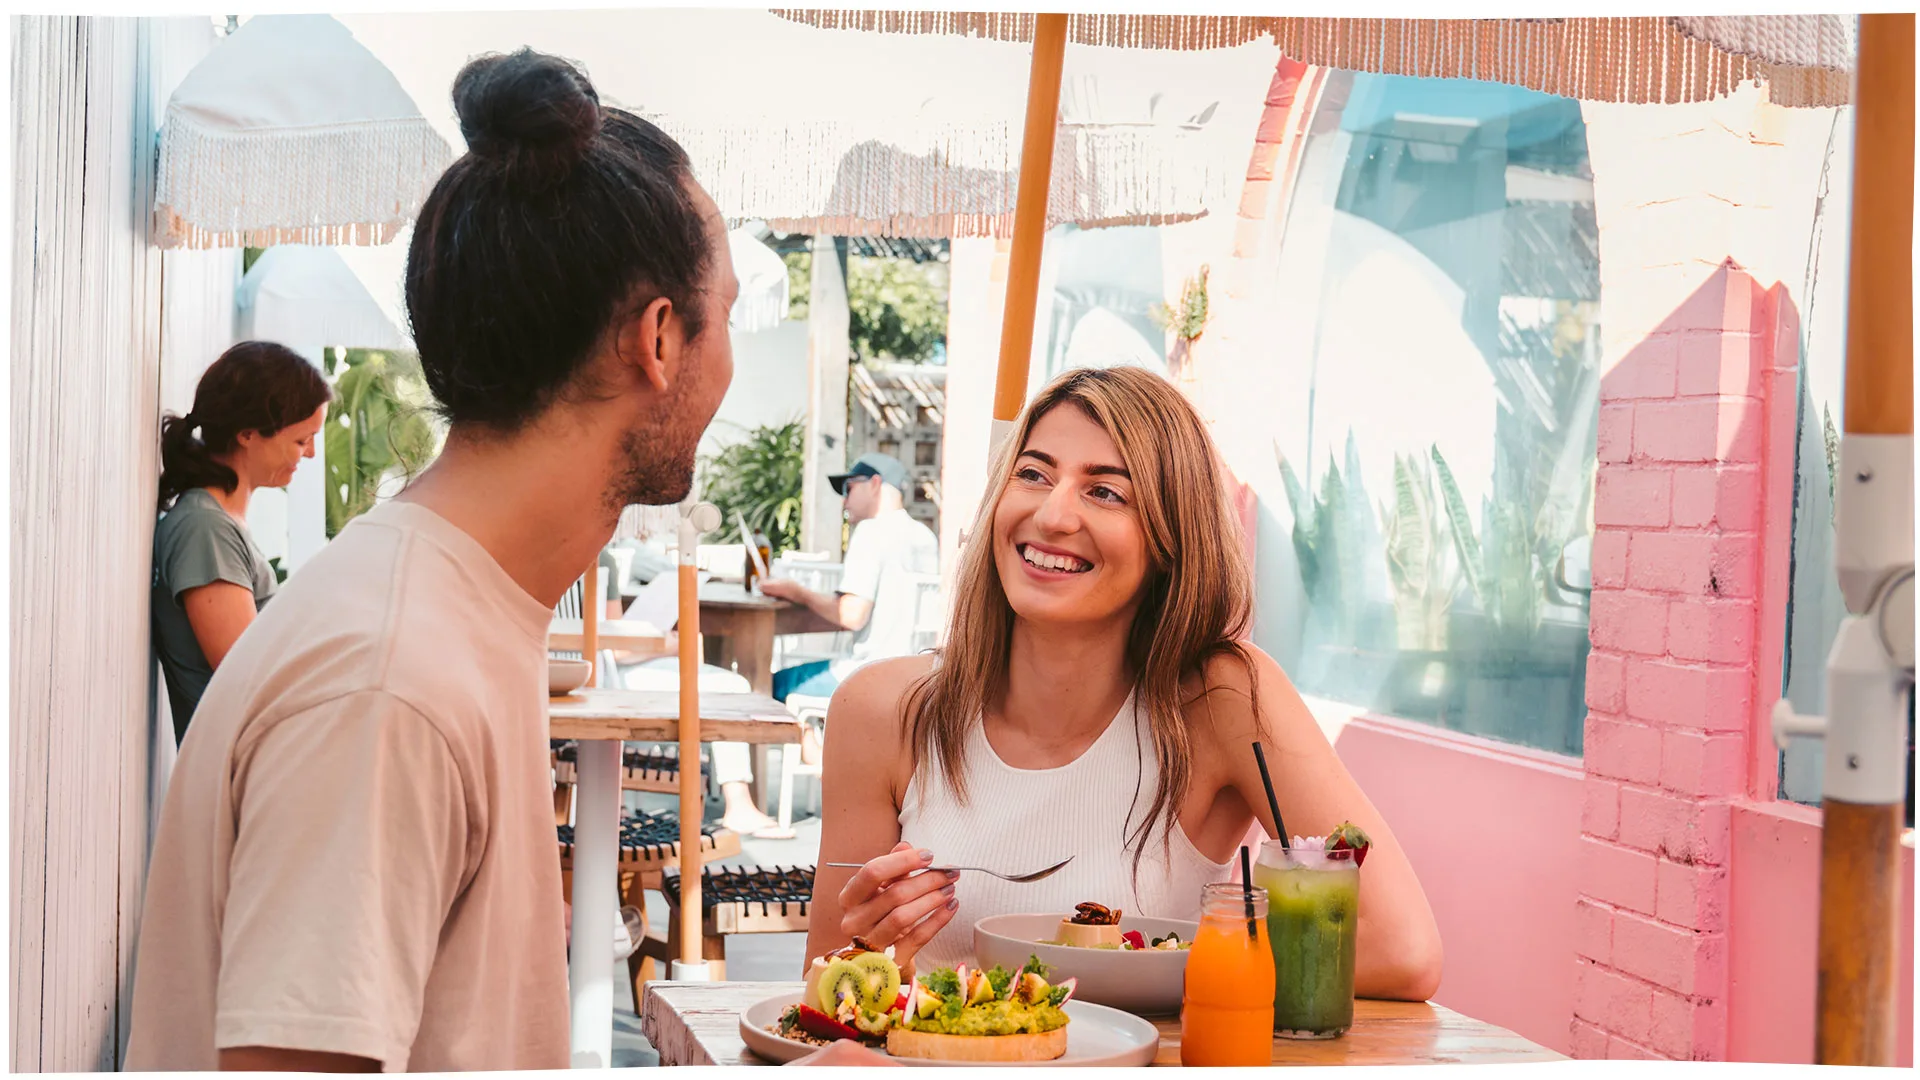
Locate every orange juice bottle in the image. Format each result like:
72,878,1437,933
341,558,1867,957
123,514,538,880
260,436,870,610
1180,882,1275,1066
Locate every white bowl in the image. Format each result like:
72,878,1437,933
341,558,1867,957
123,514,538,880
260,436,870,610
548,658,592,696
973,913,1197,1017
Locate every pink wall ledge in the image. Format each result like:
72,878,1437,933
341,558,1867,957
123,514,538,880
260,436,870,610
1335,714,1587,1055
1727,800,1915,1065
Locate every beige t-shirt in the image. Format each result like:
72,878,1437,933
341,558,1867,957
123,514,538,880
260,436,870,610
126,499,568,1072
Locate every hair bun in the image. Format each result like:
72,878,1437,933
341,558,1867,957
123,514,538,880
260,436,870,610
452,48,602,189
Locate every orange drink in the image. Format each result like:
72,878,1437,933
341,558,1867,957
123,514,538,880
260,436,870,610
1179,882,1275,1066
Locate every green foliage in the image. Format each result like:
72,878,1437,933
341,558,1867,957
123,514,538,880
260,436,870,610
324,349,438,538
1380,450,1457,651
697,419,806,555
782,245,949,363
782,250,811,321
1276,433,1371,644
1151,266,1210,342
1433,445,1543,641
847,255,947,362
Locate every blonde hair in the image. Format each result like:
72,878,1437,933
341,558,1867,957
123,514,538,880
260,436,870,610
905,366,1256,877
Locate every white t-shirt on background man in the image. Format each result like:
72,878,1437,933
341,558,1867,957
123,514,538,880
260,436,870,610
830,506,940,681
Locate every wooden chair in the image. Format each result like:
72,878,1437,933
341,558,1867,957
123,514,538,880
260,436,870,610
555,810,742,1005
653,864,817,986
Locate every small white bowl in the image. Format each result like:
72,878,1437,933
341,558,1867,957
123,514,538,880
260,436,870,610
548,658,592,697
973,913,1198,1017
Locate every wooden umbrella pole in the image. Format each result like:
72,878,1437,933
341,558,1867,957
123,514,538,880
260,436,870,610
1842,13,1915,439
989,12,1069,455
1816,12,1913,1068
676,514,705,973
583,561,599,685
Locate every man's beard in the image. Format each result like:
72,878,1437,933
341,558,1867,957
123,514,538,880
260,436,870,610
608,422,699,511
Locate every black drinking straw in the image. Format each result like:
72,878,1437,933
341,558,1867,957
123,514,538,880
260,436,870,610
1252,741,1290,848
1238,845,1258,940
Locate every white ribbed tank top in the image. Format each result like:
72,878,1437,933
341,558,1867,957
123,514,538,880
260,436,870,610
898,691,1232,971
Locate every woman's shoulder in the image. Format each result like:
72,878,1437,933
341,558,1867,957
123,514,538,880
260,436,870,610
1182,644,1289,737
1191,642,1283,698
832,653,939,730
156,490,241,544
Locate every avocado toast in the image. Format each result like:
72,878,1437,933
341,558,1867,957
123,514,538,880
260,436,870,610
887,957,1078,1061
771,949,1079,1061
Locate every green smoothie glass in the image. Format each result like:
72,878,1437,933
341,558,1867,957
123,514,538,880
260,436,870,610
1254,841,1359,1038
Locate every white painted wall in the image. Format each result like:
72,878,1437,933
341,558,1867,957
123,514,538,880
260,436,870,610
698,318,811,459
11,16,233,1070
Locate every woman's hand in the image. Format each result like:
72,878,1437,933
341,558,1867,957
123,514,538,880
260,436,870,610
834,841,958,978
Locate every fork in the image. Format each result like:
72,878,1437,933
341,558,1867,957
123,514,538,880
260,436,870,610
824,856,1073,884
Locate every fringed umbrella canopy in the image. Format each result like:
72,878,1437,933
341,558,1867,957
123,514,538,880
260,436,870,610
772,12,1856,107
154,15,453,249
651,84,1244,239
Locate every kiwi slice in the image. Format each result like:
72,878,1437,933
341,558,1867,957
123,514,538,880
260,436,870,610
815,954,901,1015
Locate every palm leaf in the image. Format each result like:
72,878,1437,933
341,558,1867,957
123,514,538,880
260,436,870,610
1431,444,1485,610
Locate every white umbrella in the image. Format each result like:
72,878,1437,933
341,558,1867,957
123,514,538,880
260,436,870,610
154,15,453,249
235,245,407,351
727,228,789,335
234,244,409,575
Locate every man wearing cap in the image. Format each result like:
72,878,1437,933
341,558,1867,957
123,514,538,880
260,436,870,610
758,451,939,701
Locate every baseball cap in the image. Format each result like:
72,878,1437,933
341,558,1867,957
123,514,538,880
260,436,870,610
830,452,912,496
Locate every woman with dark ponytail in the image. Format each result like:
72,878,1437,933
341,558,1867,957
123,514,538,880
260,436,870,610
152,340,331,743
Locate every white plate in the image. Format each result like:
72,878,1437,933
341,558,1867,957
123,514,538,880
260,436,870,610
737,992,1161,1067
974,913,1197,1017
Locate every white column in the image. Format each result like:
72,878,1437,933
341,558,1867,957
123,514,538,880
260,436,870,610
801,236,850,556
566,739,620,1068
283,344,330,571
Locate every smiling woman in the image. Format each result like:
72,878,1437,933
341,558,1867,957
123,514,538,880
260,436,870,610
807,367,1444,1003
152,341,332,743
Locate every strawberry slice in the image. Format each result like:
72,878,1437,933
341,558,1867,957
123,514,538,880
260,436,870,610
1328,821,1372,867
892,990,910,1015
1120,930,1147,951
794,1003,861,1043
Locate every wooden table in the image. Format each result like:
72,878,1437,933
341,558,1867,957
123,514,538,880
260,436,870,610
697,583,787,695
638,982,1567,1067
553,691,799,1069
698,581,841,695
550,688,801,743
549,617,670,654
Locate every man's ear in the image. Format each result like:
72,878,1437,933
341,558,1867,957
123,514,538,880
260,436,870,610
615,296,678,394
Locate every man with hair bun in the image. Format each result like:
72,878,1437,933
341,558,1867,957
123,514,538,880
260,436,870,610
127,49,738,1072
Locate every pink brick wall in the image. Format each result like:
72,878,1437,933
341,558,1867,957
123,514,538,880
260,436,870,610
1576,261,1772,1060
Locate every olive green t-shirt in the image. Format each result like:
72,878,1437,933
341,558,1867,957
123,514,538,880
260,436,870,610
152,488,276,743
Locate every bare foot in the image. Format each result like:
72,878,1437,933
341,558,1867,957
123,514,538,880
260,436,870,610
799,726,823,768
721,805,780,834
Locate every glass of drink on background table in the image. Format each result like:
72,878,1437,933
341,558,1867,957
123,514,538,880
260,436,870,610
1256,841,1359,1039
1179,881,1274,1065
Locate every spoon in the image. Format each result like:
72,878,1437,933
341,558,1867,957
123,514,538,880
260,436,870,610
824,856,1074,884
